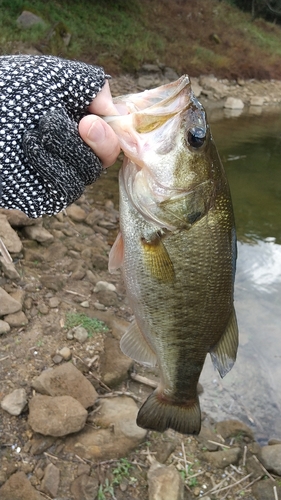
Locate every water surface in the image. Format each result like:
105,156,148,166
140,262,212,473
200,108,281,443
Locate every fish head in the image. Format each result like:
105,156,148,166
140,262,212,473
104,76,221,229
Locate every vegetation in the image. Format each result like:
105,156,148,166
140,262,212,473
1,0,281,79
64,312,109,336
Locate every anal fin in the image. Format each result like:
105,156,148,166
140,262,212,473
120,320,157,367
210,307,239,378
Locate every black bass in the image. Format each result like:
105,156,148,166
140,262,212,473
106,76,238,435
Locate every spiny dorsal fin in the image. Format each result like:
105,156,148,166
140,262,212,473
120,320,157,367
210,308,239,378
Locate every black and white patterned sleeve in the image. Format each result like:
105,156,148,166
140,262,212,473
0,55,108,218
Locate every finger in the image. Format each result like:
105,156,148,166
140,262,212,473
79,115,120,168
88,80,119,116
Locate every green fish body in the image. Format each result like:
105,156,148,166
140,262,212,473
107,76,238,435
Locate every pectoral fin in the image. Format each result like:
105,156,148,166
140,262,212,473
108,232,124,272
141,235,175,282
210,308,239,378
120,320,157,367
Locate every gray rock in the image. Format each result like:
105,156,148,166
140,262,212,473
252,479,281,500
49,297,60,308
0,471,44,500
163,67,179,81
0,215,23,253
216,419,254,441
0,320,10,334
32,362,97,408
259,444,281,475
250,96,265,106
94,281,117,293
0,208,41,227
100,337,132,387
0,288,22,316
64,396,147,460
28,395,88,436
148,461,184,500
23,224,54,243
4,310,28,327
1,388,27,415
224,96,244,109
0,258,20,280
70,473,99,500
41,463,60,498
73,326,88,343
16,10,45,29
203,447,241,468
30,435,56,455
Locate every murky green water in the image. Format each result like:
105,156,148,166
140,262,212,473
200,108,281,443
100,106,281,442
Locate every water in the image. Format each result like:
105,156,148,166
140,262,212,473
199,108,281,443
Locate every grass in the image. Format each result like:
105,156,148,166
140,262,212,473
1,0,281,79
64,312,109,336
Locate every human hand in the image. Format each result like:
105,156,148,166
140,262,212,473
0,55,119,218
79,80,120,168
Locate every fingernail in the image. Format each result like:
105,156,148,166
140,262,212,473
87,118,105,143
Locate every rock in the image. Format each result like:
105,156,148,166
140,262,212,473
164,67,179,81
4,311,28,327
148,461,184,500
0,209,40,227
30,435,56,455
9,289,25,306
49,297,60,308
23,224,54,243
250,96,265,106
252,479,281,500
32,363,97,408
40,274,66,291
80,301,89,308
52,354,63,364
0,288,22,316
73,326,88,343
0,471,44,500
58,346,72,361
94,281,117,293
64,396,147,460
245,455,264,479
66,204,87,222
1,388,27,415
41,463,60,498
28,395,88,436
70,473,99,500
96,290,119,307
100,337,132,387
224,97,244,109
215,419,254,441
190,79,203,97
16,10,45,29
203,447,241,468
197,426,219,451
0,258,20,280
0,320,10,334
0,215,23,253
259,444,281,475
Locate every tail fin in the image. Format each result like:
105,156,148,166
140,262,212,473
137,390,201,435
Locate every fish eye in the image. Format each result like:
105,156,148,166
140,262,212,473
187,127,206,149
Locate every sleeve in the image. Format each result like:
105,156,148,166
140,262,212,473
0,55,109,218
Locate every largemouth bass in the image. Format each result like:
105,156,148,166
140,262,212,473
106,76,238,435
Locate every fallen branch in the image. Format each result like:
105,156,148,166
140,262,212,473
130,372,158,388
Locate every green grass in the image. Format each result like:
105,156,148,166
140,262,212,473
65,312,109,336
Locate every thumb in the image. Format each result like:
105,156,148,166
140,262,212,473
79,115,120,168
